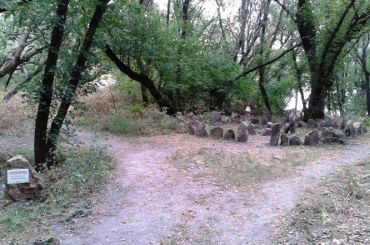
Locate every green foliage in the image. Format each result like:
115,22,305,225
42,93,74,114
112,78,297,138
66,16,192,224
102,113,146,136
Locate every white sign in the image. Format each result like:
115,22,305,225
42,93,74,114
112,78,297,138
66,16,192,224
7,169,30,185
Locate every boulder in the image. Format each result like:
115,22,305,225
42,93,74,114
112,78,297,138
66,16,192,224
195,121,208,137
280,133,289,146
210,127,224,140
269,123,281,146
188,123,196,135
247,124,257,135
352,122,363,136
224,129,236,141
321,127,345,144
307,119,317,129
266,122,274,129
298,121,307,128
221,115,231,124
231,112,241,124
289,135,302,146
210,111,222,125
262,128,272,136
304,129,320,146
237,124,248,143
5,155,44,201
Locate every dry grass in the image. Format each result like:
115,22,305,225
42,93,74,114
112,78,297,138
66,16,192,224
0,91,35,135
274,158,370,244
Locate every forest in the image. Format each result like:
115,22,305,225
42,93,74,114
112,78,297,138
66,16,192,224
0,0,370,244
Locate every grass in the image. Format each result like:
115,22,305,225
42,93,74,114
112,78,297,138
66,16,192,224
170,149,313,188
0,144,116,244
274,158,370,244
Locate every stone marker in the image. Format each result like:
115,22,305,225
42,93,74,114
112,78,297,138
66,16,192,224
195,121,208,137
5,155,44,201
231,112,241,124
210,111,222,126
280,133,289,146
247,123,257,135
289,135,302,146
210,127,224,140
269,123,281,146
224,129,236,141
237,124,248,142
304,129,320,146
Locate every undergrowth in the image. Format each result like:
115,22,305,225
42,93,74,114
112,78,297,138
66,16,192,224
0,144,116,244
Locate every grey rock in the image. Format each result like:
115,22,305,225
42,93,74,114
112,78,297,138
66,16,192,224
321,127,345,144
231,112,241,124
280,133,289,146
210,111,222,125
270,123,281,146
195,121,208,137
247,124,257,135
352,122,363,136
210,127,224,140
307,119,317,129
237,124,248,143
304,129,320,146
289,135,303,146
224,129,236,141
262,128,272,136
266,122,274,129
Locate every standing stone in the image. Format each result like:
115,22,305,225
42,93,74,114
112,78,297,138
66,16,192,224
280,133,289,146
5,155,44,201
304,129,320,146
247,124,257,135
237,124,248,142
307,119,317,129
231,112,241,124
289,135,302,146
261,108,271,125
210,127,224,140
210,111,222,126
195,121,208,137
262,128,272,136
269,123,281,146
224,129,236,141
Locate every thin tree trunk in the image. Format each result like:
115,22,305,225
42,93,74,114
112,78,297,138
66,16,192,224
166,0,171,26
46,0,109,165
34,0,69,171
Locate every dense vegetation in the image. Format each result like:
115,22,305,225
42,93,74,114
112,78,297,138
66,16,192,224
0,0,369,168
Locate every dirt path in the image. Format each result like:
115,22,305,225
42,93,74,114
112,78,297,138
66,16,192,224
56,132,370,244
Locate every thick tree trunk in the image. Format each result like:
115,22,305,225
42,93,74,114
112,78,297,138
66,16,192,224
305,75,327,120
140,84,149,104
46,0,109,165
34,0,69,171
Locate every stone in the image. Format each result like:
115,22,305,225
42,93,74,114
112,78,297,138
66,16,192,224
352,122,363,136
266,122,274,129
188,123,196,135
343,126,351,137
221,115,231,124
251,118,259,124
261,108,271,125
231,112,241,124
245,106,251,121
298,121,307,128
321,127,345,144
247,124,257,135
210,127,224,140
237,124,248,142
262,128,272,136
280,133,289,146
210,111,222,125
304,129,320,146
224,129,236,141
5,155,44,201
195,121,208,137
289,135,302,146
269,123,281,146
307,119,317,129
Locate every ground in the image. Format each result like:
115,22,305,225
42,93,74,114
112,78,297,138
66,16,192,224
52,130,370,244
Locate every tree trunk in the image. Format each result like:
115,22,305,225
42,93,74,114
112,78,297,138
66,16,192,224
140,84,149,104
34,0,69,171
305,75,327,120
366,73,370,116
46,0,109,165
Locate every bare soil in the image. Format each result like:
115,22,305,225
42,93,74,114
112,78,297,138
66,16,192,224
54,131,370,244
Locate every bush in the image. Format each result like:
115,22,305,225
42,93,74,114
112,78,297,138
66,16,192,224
102,113,145,136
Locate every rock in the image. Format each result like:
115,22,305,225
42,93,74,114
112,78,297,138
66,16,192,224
266,122,274,129
269,123,281,146
237,124,248,142
289,135,302,146
210,111,222,126
307,119,317,129
195,121,208,137
231,112,241,124
5,155,44,201
251,118,259,124
280,133,289,146
261,108,271,125
210,127,224,140
352,122,363,136
262,128,272,136
343,126,351,137
221,115,231,124
224,129,236,141
188,123,196,135
247,124,257,135
321,127,345,144
304,129,320,146
298,121,307,128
